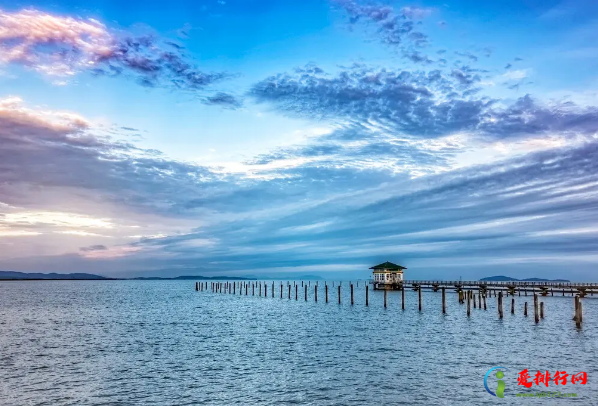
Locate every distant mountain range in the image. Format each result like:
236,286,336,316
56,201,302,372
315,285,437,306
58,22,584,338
481,275,570,282
0,271,112,280
0,271,255,281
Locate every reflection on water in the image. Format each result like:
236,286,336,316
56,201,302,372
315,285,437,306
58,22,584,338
0,280,596,405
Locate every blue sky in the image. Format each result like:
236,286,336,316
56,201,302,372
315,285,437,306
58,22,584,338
1,0,598,279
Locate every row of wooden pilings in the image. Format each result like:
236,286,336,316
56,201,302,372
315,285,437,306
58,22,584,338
194,281,585,328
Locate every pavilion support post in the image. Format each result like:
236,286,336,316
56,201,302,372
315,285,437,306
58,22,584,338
366,285,369,307
524,302,528,316
401,286,405,310
498,292,503,319
473,292,477,309
478,291,481,308
418,287,422,312
442,287,446,314
351,284,354,305
534,294,539,324
483,293,487,310
511,298,515,314
384,289,387,308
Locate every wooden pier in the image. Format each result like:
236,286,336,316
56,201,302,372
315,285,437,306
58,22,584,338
195,278,594,329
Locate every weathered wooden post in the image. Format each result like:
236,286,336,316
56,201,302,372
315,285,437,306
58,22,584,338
384,289,387,308
473,292,477,309
233,283,235,294
338,285,341,304
295,284,298,300
467,291,471,316
272,282,274,298
365,285,369,306
442,287,446,314
401,286,405,310
483,293,487,310
195,282,198,291
498,292,503,319
265,284,268,297
305,285,307,301
540,302,544,319
288,284,291,299
325,284,328,303
511,298,515,314
478,291,481,308
245,284,248,295
418,287,422,312
280,283,283,299
524,302,528,316
577,299,583,327
534,294,539,324
351,284,354,305
315,285,318,302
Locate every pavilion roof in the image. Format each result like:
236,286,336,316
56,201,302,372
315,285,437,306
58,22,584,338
369,261,407,270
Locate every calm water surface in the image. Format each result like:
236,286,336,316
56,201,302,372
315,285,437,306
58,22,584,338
0,280,596,405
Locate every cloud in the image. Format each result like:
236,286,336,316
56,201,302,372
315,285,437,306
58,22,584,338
250,64,598,141
332,0,430,48
0,8,230,93
202,92,243,108
80,244,107,252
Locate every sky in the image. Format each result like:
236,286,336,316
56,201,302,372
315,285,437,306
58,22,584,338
1,0,598,280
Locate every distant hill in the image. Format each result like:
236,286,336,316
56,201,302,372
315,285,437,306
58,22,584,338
0,271,111,280
481,275,570,282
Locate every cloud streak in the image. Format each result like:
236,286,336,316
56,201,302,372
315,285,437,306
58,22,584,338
0,8,236,99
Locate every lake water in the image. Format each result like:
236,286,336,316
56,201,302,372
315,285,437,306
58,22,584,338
0,280,596,405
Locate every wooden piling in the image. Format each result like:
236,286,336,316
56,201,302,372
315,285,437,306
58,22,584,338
442,287,446,314
338,285,341,304
305,285,307,301
265,284,267,297
366,285,369,307
384,289,387,308
315,285,318,303
195,282,198,291
540,302,544,319
498,292,503,319
467,291,471,317
524,302,528,316
295,284,298,300
511,298,514,314
288,284,291,299
483,293,487,310
351,284,354,305
473,292,477,309
401,286,405,310
534,294,539,324
272,282,274,298
418,287,422,312
325,284,328,303
233,283,235,294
